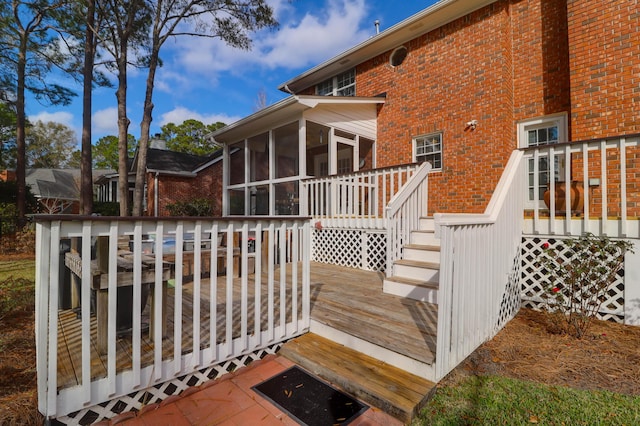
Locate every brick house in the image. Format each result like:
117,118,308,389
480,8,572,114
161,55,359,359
140,147,223,217
96,146,223,216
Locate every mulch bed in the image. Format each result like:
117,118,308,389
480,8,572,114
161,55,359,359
0,307,42,425
449,308,640,396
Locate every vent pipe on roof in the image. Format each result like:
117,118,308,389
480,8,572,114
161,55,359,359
374,20,380,34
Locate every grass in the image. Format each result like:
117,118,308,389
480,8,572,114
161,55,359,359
415,375,640,425
0,259,36,281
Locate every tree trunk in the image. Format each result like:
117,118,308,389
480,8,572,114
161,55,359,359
133,44,159,216
80,0,96,215
116,51,130,216
15,33,28,224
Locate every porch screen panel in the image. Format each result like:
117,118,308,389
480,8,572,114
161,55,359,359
275,182,299,215
229,188,245,215
229,142,245,185
249,132,269,182
274,122,299,178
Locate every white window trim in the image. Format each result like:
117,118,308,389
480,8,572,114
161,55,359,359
517,113,568,148
412,132,443,172
518,112,569,208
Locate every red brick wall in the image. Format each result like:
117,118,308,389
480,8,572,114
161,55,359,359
567,0,640,139
566,0,640,218
146,161,223,217
512,0,571,123
353,0,571,214
356,2,512,213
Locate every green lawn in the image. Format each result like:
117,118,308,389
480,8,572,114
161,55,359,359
415,375,640,425
0,259,35,282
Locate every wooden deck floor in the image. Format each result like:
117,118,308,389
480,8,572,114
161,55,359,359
56,262,438,390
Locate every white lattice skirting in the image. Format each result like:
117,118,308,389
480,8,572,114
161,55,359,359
520,236,626,323
312,228,387,272
54,342,284,425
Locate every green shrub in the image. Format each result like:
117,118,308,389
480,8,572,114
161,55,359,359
538,233,634,338
166,198,213,216
93,201,120,216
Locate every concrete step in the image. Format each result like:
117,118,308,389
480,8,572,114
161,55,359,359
383,275,439,304
393,259,439,282
403,243,440,263
410,230,439,246
280,333,437,424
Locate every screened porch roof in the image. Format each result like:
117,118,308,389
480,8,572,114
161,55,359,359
209,95,385,144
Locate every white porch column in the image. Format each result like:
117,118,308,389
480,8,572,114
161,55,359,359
222,143,229,215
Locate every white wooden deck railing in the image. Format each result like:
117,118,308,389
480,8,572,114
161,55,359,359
35,216,310,419
385,162,431,276
433,151,525,381
301,163,421,229
523,134,640,237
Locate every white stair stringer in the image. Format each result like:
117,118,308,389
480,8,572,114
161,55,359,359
384,217,441,303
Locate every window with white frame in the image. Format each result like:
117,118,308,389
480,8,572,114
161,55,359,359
413,133,442,171
518,114,568,203
316,69,355,96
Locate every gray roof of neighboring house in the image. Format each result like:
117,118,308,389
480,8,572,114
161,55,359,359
26,169,80,200
25,168,115,200
144,148,223,174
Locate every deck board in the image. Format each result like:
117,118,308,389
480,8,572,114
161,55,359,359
56,262,437,390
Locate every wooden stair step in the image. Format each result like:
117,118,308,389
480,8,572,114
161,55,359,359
311,303,436,363
395,259,440,269
279,333,437,424
384,275,439,289
403,243,440,251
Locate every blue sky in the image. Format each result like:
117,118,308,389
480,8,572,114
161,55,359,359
27,0,435,143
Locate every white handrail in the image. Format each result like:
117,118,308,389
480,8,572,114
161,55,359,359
385,162,431,276
434,150,525,380
301,163,420,229
35,216,310,418
522,135,640,237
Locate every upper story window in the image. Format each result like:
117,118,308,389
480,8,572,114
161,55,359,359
413,133,442,171
316,69,355,96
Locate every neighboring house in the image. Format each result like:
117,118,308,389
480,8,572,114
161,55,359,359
96,142,224,216
1,168,113,214
138,145,223,217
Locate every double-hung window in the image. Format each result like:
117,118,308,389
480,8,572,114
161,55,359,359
316,69,355,96
413,133,442,171
518,114,568,204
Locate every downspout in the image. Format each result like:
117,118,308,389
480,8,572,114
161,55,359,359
154,172,159,217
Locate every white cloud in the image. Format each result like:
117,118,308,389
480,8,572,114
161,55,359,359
28,111,75,128
159,107,242,127
92,107,119,135
161,0,371,87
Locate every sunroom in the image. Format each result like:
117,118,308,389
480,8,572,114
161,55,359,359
212,95,384,217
